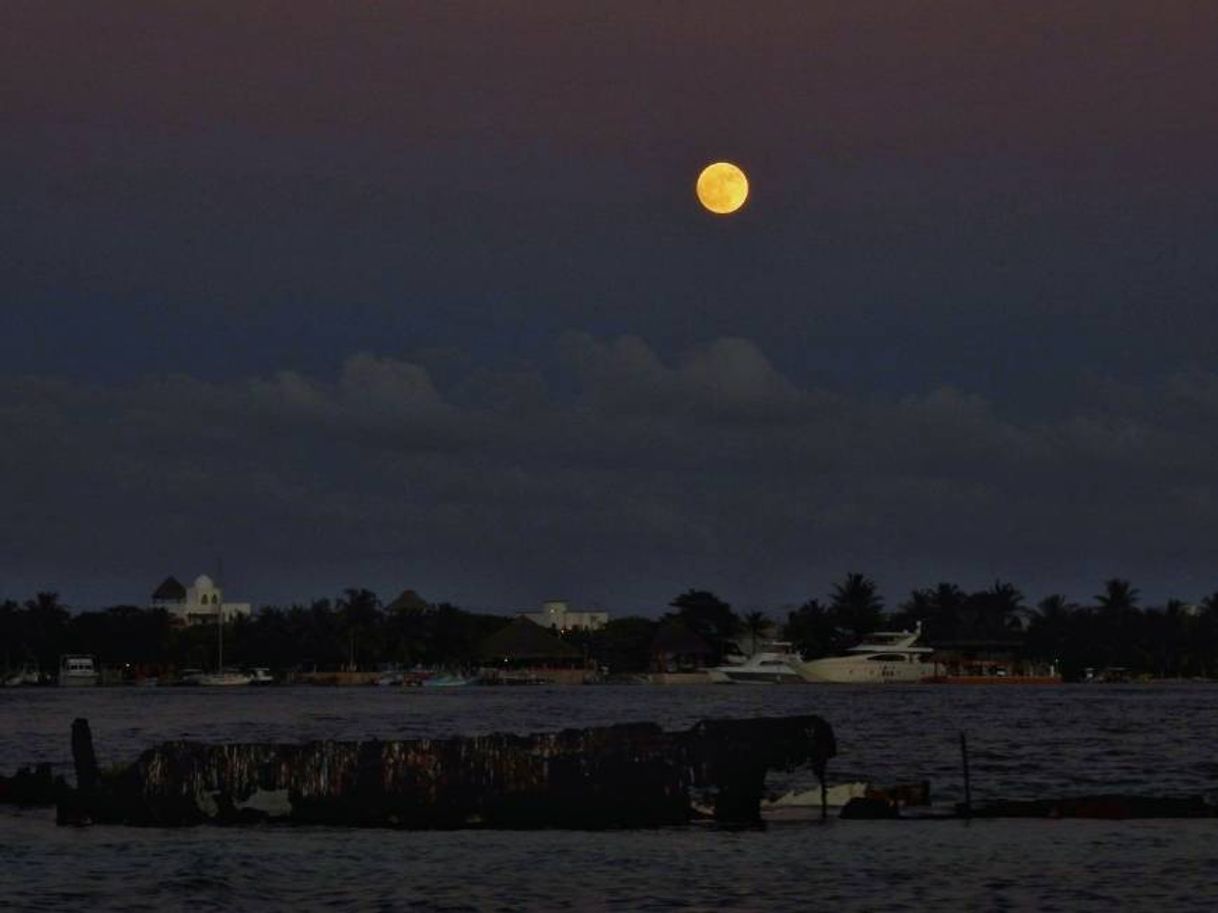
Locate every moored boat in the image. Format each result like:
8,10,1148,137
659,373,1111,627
3,664,41,687
194,669,254,687
709,643,805,684
797,625,933,683
421,673,475,687
58,655,99,687
923,658,1061,684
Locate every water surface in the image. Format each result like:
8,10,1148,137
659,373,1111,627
3,683,1216,911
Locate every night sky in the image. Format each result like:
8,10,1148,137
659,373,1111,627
3,2,1217,612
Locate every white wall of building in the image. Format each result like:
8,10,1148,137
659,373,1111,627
167,574,252,625
523,599,609,632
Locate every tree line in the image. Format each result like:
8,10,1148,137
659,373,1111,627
4,576,1218,680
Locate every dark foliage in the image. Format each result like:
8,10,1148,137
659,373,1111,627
5,578,1218,681
665,589,740,664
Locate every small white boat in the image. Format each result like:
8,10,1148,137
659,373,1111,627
248,668,275,685
797,624,934,683
374,664,409,686
709,643,804,684
3,664,40,687
422,673,475,687
194,669,254,687
58,655,99,687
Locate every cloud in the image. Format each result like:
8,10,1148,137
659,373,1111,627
251,351,445,419
559,332,810,422
2,337,1217,609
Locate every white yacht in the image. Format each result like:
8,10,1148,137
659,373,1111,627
797,624,934,683
194,669,254,687
709,643,805,684
4,664,40,687
58,655,99,687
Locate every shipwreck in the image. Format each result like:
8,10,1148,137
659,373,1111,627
55,714,836,828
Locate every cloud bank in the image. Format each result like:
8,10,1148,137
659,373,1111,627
3,334,1216,610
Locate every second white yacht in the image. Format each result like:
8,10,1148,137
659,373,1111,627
797,624,934,683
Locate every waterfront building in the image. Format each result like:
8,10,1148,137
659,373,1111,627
522,599,609,633
150,573,252,626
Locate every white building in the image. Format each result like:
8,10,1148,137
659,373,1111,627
151,574,252,626
522,599,609,633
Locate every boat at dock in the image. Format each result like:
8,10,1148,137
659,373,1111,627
421,673,475,687
57,655,99,687
178,667,255,686
3,664,41,687
196,669,255,686
708,643,805,684
923,658,1061,684
797,625,934,683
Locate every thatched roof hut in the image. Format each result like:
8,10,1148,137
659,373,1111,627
151,576,186,602
479,617,582,666
385,589,430,613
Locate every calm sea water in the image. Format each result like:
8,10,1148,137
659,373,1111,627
3,684,1218,911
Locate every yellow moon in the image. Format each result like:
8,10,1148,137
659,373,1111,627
696,161,749,214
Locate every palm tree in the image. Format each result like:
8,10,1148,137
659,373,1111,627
892,588,932,630
1195,592,1218,678
1026,593,1079,675
0,598,20,673
336,588,381,670
1037,593,1075,617
1091,579,1143,669
915,582,967,642
742,610,769,656
829,573,884,638
980,579,1027,633
1159,599,1192,677
667,590,739,661
23,592,70,672
782,598,838,659
1096,579,1140,615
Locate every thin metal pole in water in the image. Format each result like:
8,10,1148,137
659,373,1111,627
214,556,226,673
821,778,828,820
960,731,972,818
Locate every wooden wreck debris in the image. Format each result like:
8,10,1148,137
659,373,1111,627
962,795,1216,820
0,762,64,806
865,781,930,807
55,715,836,829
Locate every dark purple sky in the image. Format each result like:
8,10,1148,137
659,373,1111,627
3,2,1217,612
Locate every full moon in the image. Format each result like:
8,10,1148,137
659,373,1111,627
696,161,749,214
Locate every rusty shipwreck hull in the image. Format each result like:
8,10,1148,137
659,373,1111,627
59,715,835,828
